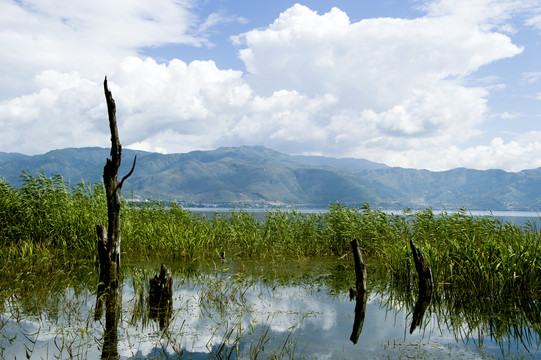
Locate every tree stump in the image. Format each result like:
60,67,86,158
149,264,173,330
409,240,433,294
350,238,367,296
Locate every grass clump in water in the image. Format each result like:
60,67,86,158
404,208,541,297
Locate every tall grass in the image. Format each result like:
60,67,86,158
1,173,541,298
406,209,541,297
0,172,105,252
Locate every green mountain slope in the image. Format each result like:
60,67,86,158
1,146,540,210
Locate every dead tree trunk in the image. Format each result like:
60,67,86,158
102,76,136,286
95,77,136,317
94,77,136,359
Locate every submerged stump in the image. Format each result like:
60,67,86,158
409,240,433,294
409,240,434,334
350,238,367,296
149,264,173,330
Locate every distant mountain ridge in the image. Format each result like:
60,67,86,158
0,146,540,210
294,154,388,170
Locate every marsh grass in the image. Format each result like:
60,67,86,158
404,209,541,297
0,173,106,252
1,173,541,299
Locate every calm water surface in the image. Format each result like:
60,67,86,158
1,259,539,359
190,208,541,228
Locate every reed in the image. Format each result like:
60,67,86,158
404,209,541,297
1,173,541,298
0,173,105,252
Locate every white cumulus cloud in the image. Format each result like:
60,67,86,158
0,0,199,98
1,0,540,171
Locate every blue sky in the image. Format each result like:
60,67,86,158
141,1,423,69
1,0,540,171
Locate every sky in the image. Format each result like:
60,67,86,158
1,0,541,172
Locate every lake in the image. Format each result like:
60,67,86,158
1,258,539,359
190,207,541,228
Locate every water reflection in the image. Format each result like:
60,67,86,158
409,290,432,334
148,264,173,331
1,259,540,359
349,290,367,344
101,285,120,359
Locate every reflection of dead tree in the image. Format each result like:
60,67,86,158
94,77,136,359
350,238,367,344
409,240,433,333
101,281,121,359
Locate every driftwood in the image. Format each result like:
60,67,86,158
149,264,173,330
349,238,368,344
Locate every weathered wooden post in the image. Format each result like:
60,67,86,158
350,238,367,296
350,238,368,344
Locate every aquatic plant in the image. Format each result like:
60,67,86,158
1,174,541,298
404,209,541,297
0,173,105,252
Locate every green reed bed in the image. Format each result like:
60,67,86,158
1,174,541,299
406,209,541,297
0,173,105,253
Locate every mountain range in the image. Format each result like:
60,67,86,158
1,146,540,211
